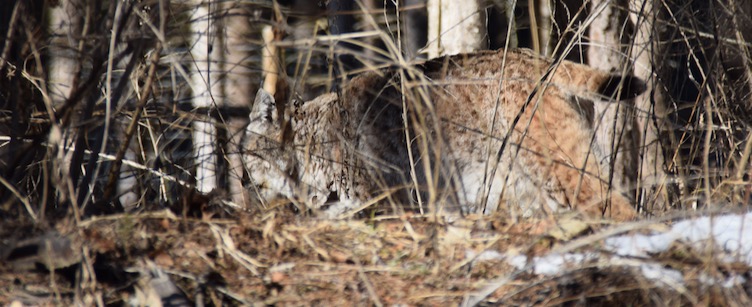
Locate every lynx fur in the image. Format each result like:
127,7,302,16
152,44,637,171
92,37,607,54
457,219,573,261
243,49,644,220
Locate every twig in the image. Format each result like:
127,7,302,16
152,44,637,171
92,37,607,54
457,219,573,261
102,42,163,200
0,175,36,222
0,0,20,71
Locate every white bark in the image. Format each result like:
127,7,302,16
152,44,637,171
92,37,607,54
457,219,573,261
533,0,553,56
500,0,518,49
47,0,83,204
47,0,80,106
190,0,223,193
629,0,672,209
223,1,253,206
588,0,640,202
401,0,428,60
426,0,487,59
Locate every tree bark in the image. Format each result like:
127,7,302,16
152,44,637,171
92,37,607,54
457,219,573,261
47,0,81,107
327,0,359,84
629,0,674,211
190,0,223,194
531,0,553,56
401,0,428,60
47,0,84,206
222,1,253,207
587,0,641,205
426,0,487,58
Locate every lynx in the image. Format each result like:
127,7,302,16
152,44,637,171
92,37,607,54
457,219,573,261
243,48,644,220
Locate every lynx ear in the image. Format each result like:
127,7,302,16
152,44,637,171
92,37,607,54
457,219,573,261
597,74,647,101
251,89,278,123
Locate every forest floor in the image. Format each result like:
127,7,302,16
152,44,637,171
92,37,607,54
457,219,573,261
2,199,751,306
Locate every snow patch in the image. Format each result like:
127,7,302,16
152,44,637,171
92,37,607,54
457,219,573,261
605,212,752,265
469,212,752,288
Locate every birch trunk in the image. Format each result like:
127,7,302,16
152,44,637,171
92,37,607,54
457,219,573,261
629,0,673,210
47,0,80,107
47,0,83,204
190,0,223,193
426,0,487,58
531,0,553,56
401,0,428,60
587,0,641,205
222,1,253,207
327,0,358,83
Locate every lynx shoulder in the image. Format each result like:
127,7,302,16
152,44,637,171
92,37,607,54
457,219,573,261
243,48,644,220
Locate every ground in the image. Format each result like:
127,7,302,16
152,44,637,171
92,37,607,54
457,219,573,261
1,201,751,306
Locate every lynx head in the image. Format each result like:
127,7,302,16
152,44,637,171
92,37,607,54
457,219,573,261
244,89,298,206
244,89,341,210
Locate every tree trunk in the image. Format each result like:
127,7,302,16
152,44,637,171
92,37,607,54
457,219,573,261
629,0,674,211
47,0,80,107
47,0,83,205
401,0,428,60
587,0,641,206
327,0,359,84
222,2,253,207
531,0,553,56
426,0,487,58
190,0,223,194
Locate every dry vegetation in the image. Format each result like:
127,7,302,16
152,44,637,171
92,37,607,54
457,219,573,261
1,0,752,305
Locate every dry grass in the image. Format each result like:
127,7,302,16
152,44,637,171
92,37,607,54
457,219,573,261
2,0,752,305
3,206,751,305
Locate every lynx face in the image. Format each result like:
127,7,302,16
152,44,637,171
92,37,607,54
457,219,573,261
244,48,645,220
244,91,354,215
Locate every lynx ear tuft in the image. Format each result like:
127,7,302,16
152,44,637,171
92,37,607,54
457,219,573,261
597,74,647,101
251,89,277,123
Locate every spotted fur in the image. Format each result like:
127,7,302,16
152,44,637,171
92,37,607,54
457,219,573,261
244,48,644,220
